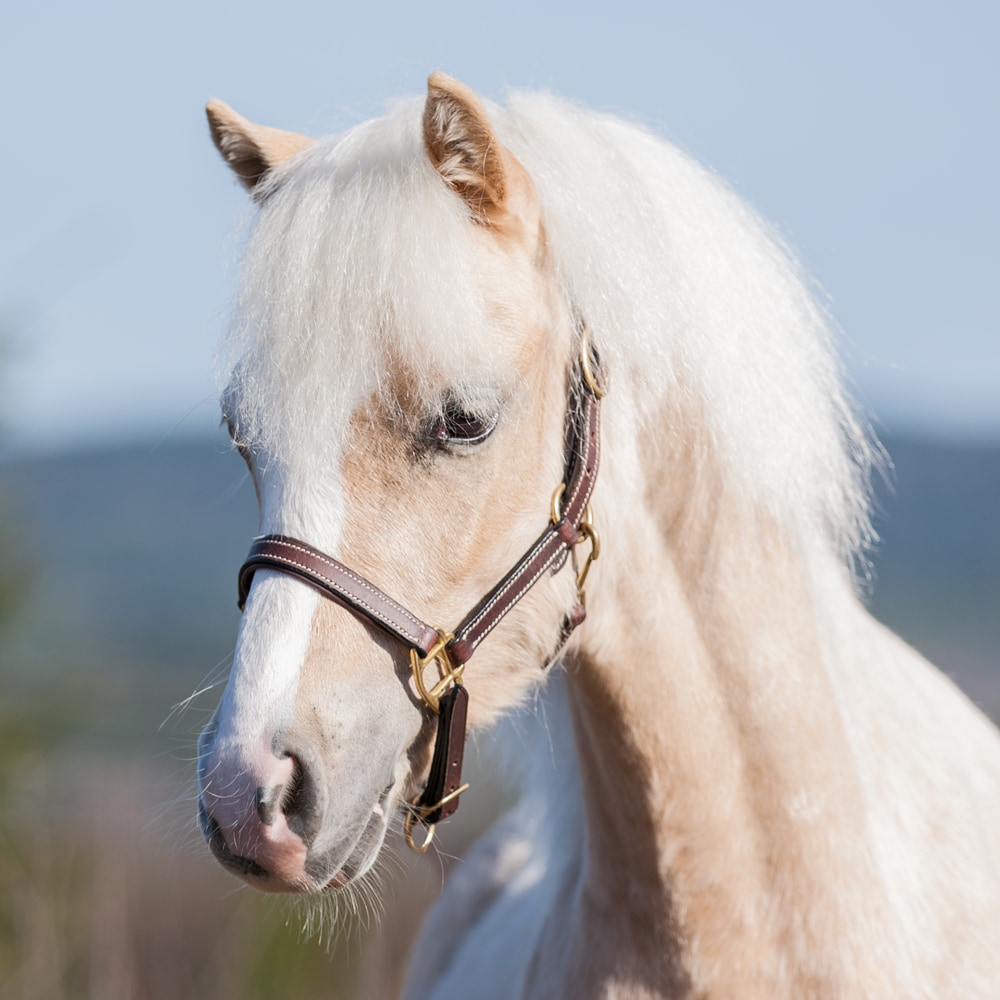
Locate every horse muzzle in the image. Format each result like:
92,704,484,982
197,730,391,893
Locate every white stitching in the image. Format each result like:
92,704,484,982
456,394,600,647
250,543,428,642
459,533,565,640
461,540,567,653
245,388,600,658
565,398,599,517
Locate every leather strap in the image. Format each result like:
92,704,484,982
448,384,600,663
417,684,469,823
239,536,441,656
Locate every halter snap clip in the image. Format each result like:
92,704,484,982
403,782,472,853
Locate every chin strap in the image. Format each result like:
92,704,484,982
237,328,606,851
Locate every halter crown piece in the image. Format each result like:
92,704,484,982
237,327,605,852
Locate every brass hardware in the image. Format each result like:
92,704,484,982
575,504,601,605
579,324,606,399
403,805,436,852
403,783,472,853
551,485,601,606
550,483,566,526
410,628,462,714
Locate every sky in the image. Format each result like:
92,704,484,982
1,0,997,452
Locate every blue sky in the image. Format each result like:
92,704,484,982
2,0,997,451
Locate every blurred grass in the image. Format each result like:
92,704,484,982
0,754,363,999
0,710,490,1000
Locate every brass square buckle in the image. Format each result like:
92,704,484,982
409,628,463,714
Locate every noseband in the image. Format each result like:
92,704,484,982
236,331,605,851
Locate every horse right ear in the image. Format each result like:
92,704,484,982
423,72,536,232
206,100,315,193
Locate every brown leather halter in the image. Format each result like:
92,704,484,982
236,331,605,851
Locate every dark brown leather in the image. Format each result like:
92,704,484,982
543,602,587,669
449,525,581,664
239,536,441,656
416,683,469,823
448,384,600,663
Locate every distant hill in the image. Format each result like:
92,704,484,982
1,433,998,743
1,437,257,748
869,436,1000,713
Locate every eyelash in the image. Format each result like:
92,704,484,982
430,403,499,447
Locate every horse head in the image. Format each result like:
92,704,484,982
197,74,586,893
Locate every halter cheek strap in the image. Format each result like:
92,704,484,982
236,332,605,851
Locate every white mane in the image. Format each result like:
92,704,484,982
222,90,876,562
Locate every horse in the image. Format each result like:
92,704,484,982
196,72,1000,998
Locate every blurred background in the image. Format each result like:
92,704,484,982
1,1,997,997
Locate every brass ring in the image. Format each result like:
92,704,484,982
403,806,436,853
402,782,471,854
550,483,566,525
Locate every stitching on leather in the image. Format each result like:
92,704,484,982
459,533,565,640
455,394,599,648
459,534,552,632
250,543,427,640
462,541,567,653
243,385,600,660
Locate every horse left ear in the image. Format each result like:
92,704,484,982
206,100,316,193
423,72,533,229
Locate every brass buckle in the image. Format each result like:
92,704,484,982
402,782,472,853
409,628,462,714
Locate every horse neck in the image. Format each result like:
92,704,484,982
560,409,891,991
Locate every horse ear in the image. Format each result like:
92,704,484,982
206,100,315,192
423,72,524,227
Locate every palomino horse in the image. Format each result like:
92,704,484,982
197,73,1000,997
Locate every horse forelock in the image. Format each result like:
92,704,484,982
220,99,522,476
219,90,877,571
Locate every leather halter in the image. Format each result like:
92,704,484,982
236,332,605,850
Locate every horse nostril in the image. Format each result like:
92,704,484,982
273,752,322,844
198,798,215,841
255,784,284,826
284,755,304,809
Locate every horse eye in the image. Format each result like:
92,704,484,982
432,403,499,446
